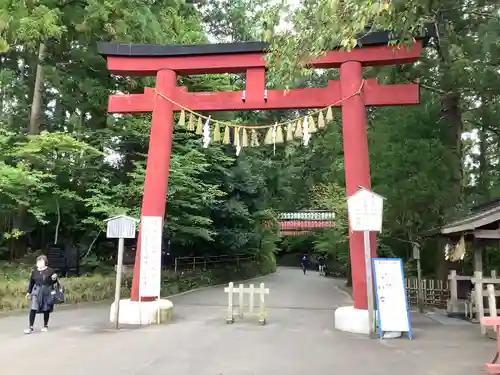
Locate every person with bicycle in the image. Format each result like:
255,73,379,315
318,256,326,276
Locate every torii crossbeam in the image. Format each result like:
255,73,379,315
98,31,423,326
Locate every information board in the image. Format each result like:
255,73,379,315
372,258,412,338
105,215,138,239
139,216,163,297
347,188,384,232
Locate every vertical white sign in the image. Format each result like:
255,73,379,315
139,216,163,297
372,258,412,338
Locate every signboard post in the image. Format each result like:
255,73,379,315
412,243,424,313
347,187,385,337
105,215,139,329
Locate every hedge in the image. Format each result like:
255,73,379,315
0,255,276,312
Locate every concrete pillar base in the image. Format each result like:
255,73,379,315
110,299,174,325
334,305,370,334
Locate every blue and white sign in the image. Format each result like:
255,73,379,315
372,258,412,339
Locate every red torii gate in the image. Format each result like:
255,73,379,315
98,31,422,312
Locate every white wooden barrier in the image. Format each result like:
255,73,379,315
469,271,500,334
487,284,498,333
224,282,269,325
448,270,473,314
448,270,498,317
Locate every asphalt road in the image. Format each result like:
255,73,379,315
0,267,494,375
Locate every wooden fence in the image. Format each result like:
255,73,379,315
405,277,450,310
173,254,256,273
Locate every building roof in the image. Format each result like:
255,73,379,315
422,199,500,237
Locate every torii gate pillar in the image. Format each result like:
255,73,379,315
333,60,377,334
130,69,176,302
341,61,375,309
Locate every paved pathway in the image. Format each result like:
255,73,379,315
0,267,495,375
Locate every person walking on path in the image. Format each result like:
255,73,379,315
318,256,326,276
24,255,58,334
300,255,309,275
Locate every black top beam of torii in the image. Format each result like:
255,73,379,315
97,29,433,58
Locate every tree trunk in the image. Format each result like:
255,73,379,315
54,197,61,244
478,123,489,200
28,42,46,135
435,13,465,215
440,91,463,200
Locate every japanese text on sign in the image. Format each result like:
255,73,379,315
347,188,384,232
372,258,412,335
139,216,163,297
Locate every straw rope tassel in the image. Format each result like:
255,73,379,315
309,115,317,133
285,123,294,141
242,128,249,148
251,129,260,147
188,113,195,131
294,119,303,138
264,127,273,145
318,110,326,129
178,110,186,127
196,116,203,135
326,106,334,122
275,125,284,143
213,123,221,142
223,126,230,144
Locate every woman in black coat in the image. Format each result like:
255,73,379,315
24,255,58,334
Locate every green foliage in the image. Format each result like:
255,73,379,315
262,0,500,278
0,0,498,282
0,0,281,262
0,257,275,312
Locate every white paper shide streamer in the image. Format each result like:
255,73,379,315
203,116,211,148
302,115,310,146
235,127,241,156
272,124,277,154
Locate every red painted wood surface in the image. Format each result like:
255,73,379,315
481,317,500,326
485,364,500,374
108,79,419,113
341,61,377,309
106,42,422,76
480,317,500,373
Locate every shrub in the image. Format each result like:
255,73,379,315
258,252,277,275
0,257,276,312
1,262,32,281
0,274,133,311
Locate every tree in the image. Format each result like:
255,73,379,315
1,0,498,282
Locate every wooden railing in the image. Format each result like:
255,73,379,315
448,270,475,314
405,277,450,310
469,271,500,334
173,254,255,273
405,270,500,323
